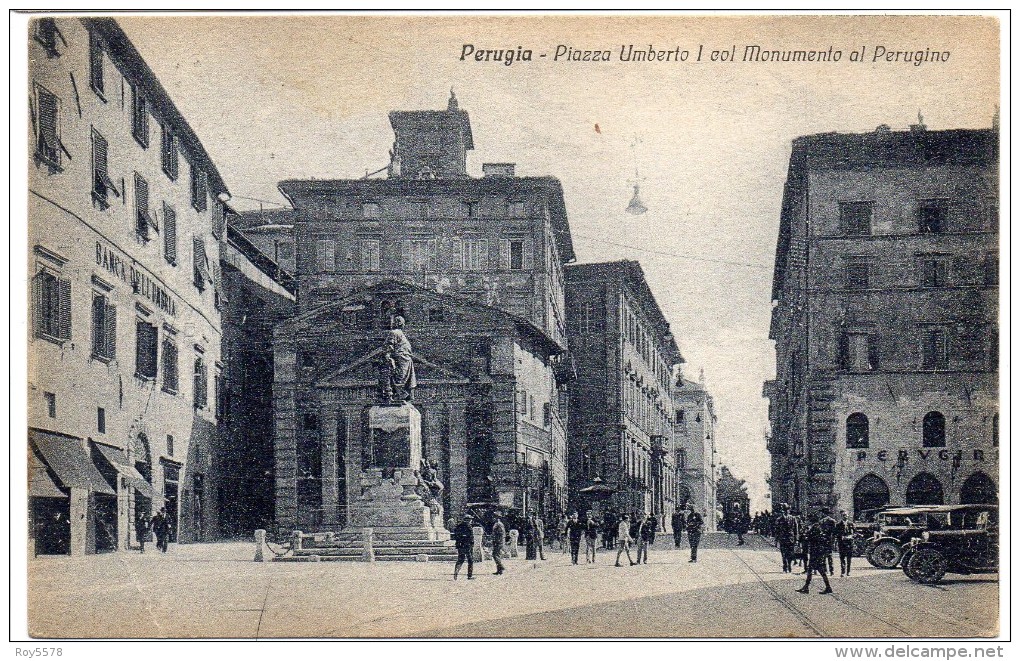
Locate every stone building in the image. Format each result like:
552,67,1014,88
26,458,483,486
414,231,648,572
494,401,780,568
765,125,999,518
229,208,297,275
269,95,576,530
674,375,719,531
564,261,684,525
28,18,228,553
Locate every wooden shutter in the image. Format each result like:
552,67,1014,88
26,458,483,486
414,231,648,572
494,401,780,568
478,239,489,270
427,239,438,270
500,239,510,269
57,277,71,341
451,238,463,269
91,294,104,356
93,132,107,193
32,272,44,338
523,238,534,269
37,88,58,162
324,240,336,272
193,237,208,288
163,204,177,263
105,302,117,359
135,174,149,236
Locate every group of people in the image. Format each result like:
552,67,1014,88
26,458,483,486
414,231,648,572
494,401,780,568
771,503,857,594
667,505,707,561
134,507,173,554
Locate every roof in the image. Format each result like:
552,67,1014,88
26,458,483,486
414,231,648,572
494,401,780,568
389,109,474,150
232,208,300,231
565,260,683,364
770,127,997,301
278,176,575,262
83,18,228,196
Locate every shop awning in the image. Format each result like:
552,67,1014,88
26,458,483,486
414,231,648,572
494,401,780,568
28,447,67,498
29,429,116,495
91,442,161,502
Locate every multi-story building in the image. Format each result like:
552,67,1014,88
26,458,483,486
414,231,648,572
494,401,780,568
564,261,684,525
674,374,719,530
28,18,229,553
230,208,297,275
270,94,576,530
766,125,999,518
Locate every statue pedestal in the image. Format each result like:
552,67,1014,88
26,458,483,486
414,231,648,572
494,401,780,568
347,404,449,541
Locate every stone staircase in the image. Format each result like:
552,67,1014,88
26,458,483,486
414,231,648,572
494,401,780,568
274,527,459,563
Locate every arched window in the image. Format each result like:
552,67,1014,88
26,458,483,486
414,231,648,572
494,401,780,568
960,472,997,505
922,411,946,447
906,472,944,505
846,413,869,448
853,473,889,520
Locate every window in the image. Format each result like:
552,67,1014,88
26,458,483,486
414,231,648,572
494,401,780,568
401,239,437,271
543,402,552,428
167,434,174,457
90,292,116,360
509,201,527,218
131,84,149,147
134,174,158,240
161,124,178,179
33,269,71,342
299,352,316,369
922,411,946,448
302,413,318,431
215,364,225,420
921,326,949,369
135,320,158,379
34,18,63,57
190,164,208,212
529,395,536,421
34,85,62,169
502,238,533,271
839,201,873,236
193,237,211,290
97,407,106,433
91,130,119,208
362,202,381,218
462,201,478,218
88,30,104,96
919,255,950,287
315,239,336,272
193,354,208,409
984,252,998,286
461,238,489,270
845,256,870,289
161,338,179,393
44,392,56,418
918,199,948,234
163,203,177,265
846,413,869,448
359,239,379,272
278,242,293,261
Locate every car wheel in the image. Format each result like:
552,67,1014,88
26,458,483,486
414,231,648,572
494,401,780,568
901,551,915,579
868,540,903,569
908,548,948,585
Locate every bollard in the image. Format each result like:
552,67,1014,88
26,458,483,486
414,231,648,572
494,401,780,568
472,525,485,562
291,530,303,551
254,529,267,562
309,554,321,562
416,553,428,562
362,527,375,563
509,529,519,558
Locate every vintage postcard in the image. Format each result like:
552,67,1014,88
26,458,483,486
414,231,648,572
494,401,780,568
16,10,1004,645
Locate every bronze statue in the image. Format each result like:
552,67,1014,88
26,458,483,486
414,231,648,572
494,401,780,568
416,458,444,527
378,315,416,403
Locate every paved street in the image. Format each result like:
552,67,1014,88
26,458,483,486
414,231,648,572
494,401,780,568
27,534,997,639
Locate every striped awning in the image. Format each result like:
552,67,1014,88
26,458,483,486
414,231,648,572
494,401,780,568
28,447,66,498
29,428,115,495
91,441,162,503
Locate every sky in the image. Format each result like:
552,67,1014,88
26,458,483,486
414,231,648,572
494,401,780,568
119,13,999,511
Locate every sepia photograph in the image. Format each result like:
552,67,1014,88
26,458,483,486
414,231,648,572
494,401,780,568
13,8,1007,648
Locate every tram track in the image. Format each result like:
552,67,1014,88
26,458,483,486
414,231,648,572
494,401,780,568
727,547,827,636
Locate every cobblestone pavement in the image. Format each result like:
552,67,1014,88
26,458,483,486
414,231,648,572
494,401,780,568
26,534,997,639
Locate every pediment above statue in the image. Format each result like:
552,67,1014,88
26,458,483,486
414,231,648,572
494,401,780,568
316,347,471,389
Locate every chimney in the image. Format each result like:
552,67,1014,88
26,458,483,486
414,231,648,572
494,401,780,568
482,163,516,178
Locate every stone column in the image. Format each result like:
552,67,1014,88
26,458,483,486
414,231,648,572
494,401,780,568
319,404,339,528
342,405,363,525
472,525,485,562
448,403,468,519
69,488,95,556
274,349,299,534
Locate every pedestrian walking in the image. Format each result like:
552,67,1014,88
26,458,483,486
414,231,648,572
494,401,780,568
492,512,508,575
152,507,170,553
565,512,584,565
603,511,617,550
534,513,546,560
818,508,837,575
836,510,855,577
796,512,834,594
686,505,704,562
452,514,475,580
615,514,636,566
584,512,599,563
671,508,686,548
734,510,748,546
636,513,655,564
557,515,569,553
525,514,537,560
134,511,150,554
774,503,799,573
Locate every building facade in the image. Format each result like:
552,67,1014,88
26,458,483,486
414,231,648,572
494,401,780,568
28,18,229,553
766,126,999,518
269,96,576,530
674,376,719,531
564,261,684,526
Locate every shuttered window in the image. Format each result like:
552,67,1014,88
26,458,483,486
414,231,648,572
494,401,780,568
462,239,489,270
134,174,158,240
401,239,437,271
161,339,179,393
34,270,71,342
161,124,178,180
91,130,118,207
315,239,336,272
89,30,104,95
135,320,158,379
131,84,149,147
163,203,177,265
35,86,60,167
194,354,209,409
360,239,380,272
90,292,116,360
35,18,63,56
193,237,210,290
501,238,533,271
191,164,208,212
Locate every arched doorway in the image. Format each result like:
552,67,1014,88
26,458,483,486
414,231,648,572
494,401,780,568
853,473,889,520
960,472,997,504
905,472,944,505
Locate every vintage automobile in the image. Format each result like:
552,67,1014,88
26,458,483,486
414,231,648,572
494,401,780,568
865,506,944,569
901,504,998,584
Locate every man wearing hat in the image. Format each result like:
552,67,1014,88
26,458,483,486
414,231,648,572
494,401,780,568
452,513,475,580
491,511,508,575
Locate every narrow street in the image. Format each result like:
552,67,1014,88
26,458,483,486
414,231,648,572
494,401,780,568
27,534,997,639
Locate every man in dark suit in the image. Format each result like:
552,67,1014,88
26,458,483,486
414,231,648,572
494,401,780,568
671,509,686,548
818,508,838,575
452,514,475,580
796,511,834,594
686,505,704,562
492,512,507,575
835,510,855,577
774,503,799,573
564,512,584,565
